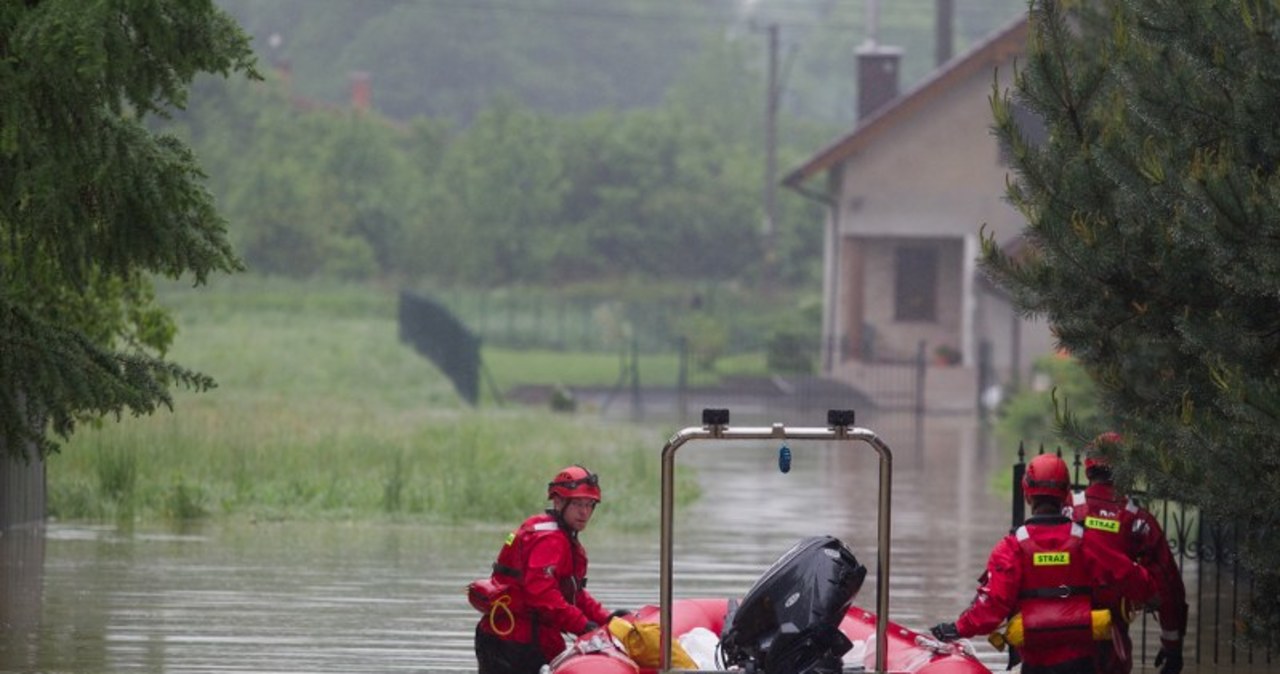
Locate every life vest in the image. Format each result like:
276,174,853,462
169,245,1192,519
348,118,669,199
1071,491,1143,545
470,512,587,641
1071,490,1145,614
493,512,587,599
1015,521,1095,657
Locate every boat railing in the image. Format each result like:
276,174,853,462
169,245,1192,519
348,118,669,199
658,408,893,673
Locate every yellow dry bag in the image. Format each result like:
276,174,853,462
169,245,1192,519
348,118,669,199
988,610,1113,651
607,616,697,669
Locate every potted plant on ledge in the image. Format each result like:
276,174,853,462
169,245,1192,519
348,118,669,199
933,344,961,367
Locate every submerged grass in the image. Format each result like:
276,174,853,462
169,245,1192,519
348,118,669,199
48,276,699,529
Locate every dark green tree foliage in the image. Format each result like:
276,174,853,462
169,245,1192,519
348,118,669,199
400,90,769,286
166,73,429,279
555,107,762,283
419,94,569,285
0,1,257,460
984,0,1280,646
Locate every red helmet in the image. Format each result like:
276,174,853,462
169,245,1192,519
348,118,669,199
1022,453,1070,502
1084,431,1123,473
548,465,601,502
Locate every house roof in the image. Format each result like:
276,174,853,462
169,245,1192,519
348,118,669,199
781,14,1028,190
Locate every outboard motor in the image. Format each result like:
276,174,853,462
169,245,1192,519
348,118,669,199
720,536,867,674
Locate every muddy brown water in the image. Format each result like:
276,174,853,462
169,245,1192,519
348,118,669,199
1,414,1014,673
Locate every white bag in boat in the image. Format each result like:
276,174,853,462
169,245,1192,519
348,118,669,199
678,627,722,670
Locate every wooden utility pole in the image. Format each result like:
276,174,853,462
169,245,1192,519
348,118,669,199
763,22,779,294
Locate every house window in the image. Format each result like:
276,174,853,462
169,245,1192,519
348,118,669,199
895,246,937,322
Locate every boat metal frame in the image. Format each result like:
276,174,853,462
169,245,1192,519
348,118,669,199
658,408,894,673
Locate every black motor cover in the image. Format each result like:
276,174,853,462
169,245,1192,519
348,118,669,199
720,536,868,673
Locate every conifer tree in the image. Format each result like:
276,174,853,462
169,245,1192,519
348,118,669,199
0,2,257,460
984,0,1280,646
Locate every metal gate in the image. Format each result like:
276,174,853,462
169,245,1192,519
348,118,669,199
829,337,926,413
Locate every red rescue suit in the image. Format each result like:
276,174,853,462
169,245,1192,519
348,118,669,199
477,511,610,662
1071,485,1188,674
953,514,1158,671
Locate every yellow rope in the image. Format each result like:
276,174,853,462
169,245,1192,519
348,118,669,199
488,595,516,636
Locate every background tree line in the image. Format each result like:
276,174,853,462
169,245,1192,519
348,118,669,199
167,65,830,287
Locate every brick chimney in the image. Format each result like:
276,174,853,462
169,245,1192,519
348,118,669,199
855,0,901,121
856,43,901,121
350,70,371,111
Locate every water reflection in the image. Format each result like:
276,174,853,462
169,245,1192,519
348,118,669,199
2,412,1013,673
1,524,45,669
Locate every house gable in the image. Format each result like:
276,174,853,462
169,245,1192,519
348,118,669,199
783,14,1028,192
835,66,1023,240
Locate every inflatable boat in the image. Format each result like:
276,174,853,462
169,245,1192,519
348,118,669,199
546,409,990,673
547,599,987,673
547,537,989,674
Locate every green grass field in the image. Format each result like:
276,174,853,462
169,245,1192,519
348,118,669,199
48,276,700,528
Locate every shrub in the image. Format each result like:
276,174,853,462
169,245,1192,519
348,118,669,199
765,330,814,373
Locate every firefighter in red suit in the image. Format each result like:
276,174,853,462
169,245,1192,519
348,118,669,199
1070,432,1188,674
930,453,1159,674
474,465,620,674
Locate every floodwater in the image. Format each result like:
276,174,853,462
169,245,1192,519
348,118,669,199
1,413,1016,673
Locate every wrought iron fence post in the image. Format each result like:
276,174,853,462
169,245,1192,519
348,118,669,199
914,341,926,417
1011,441,1026,531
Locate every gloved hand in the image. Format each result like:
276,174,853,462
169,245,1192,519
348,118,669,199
581,620,599,634
930,622,960,642
1154,646,1183,674
608,609,630,620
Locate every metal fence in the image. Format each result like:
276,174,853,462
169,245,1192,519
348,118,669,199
1013,444,1276,672
398,291,482,404
861,341,927,414
429,287,813,359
